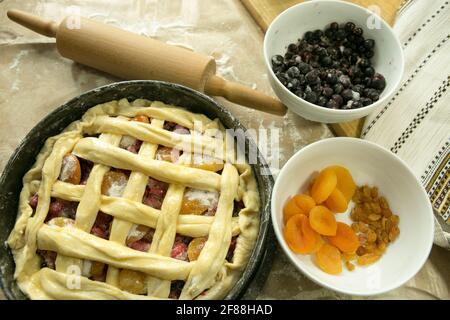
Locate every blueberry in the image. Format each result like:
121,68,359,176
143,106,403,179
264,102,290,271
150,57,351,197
330,22,339,31
343,47,352,57
348,65,362,78
367,89,380,101
304,91,318,103
285,50,295,59
294,88,304,98
333,83,344,94
352,84,365,94
364,67,375,77
331,94,344,106
351,101,363,109
371,73,386,90
287,43,298,53
321,56,332,67
286,66,300,78
359,58,371,68
287,78,300,91
298,74,306,85
350,54,359,64
271,55,284,67
276,73,288,86
313,29,324,39
298,62,311,74
301,51,312,63
324,28,334,39
345,22,356,33
342,89,354,101
317,96,328,107
322,87,334,97
326,73,338,85
326,47,339,58
360,97,373,106
338,75,351,88
353,27,363,36
353,77,362,85
306,70,320,84
364,39,375,49
326,99,338,109
314,46,327,57
319,70,328,80
336,29,346,41
365,50,375,58
331,60,341,69
363,77,372,87
305,31,314,43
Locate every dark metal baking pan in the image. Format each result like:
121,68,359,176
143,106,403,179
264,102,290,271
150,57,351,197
0,80,275,300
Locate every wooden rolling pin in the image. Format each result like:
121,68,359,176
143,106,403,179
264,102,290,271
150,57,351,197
7,9,286,115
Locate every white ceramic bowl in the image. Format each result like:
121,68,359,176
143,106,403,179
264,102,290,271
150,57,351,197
271,138,434,296
263,0,404,123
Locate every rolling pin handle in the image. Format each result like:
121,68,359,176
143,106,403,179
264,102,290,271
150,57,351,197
205,75,287,116
7,9,58,38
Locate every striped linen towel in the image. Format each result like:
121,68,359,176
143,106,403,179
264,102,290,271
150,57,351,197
362,0,450,248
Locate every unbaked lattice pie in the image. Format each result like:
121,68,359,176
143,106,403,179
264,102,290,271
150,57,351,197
7,98,260,299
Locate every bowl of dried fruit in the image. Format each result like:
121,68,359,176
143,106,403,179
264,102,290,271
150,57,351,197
263,0,404,123
271,138,434,296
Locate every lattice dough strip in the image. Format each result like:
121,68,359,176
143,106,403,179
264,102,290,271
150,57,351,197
13,134,81,282
54,133,122,278
47,181,241,237
28,268,161,300
37,224,191,280
73,138,221,191
180,163,238,299
106,118,163,287
85,116,223,159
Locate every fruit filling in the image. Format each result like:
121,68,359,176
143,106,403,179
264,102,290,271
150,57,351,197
180,188,219,216
169,280,185,299
45,198,78,223
171,235,191,261
142,178,169,210
90,211,113,240
155,146,182,163
119,115,150,154
101,170,129,197
163,121,190,134
37,250,57,269
79,159,94,185
126,225,155,252
58,154,81,184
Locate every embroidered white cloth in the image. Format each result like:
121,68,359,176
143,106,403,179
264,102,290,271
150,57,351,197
362,0,450,248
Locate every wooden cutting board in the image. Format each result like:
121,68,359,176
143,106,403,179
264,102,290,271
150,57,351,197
240,0,403,137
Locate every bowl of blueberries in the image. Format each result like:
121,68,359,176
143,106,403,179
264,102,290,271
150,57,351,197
263,0,404,123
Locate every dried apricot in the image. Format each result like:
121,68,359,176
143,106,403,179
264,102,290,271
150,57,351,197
131,115,150,123
283,194,316,223
309,206,337,236
101,171,128,197
187,237,207,261
327,165,356,201
327,222,359,253
180,198,208,215
325,188,348,213
316,244,342,275
59,154,81,184
294,194,316,216
311,168,337,204
284,214,319,254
